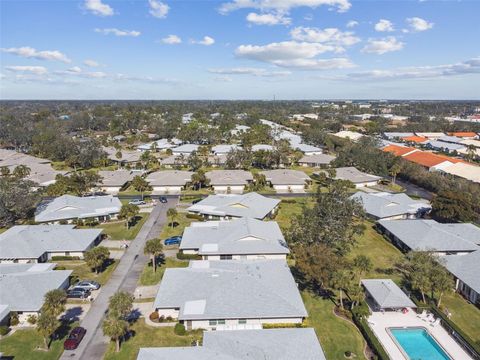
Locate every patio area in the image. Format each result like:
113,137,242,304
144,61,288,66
367,309,474,360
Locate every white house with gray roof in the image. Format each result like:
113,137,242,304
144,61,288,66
0,225,102,263
180,218,289,260
146,170,193,194
205,170,253,194
211,144,242,155
0,263,72,323
261,169,311,193
97,170,136,194
325,167,382,188
299,153,336,167
172,144,199,156
361,279,416,311
35,195,122,223
377,219,480,255
103,146,142,165
252,144,274,152
442,251,480,305
154,260,307,330
187,192,280,220
295,143,323,155
351,192,431,220
137,328,326,360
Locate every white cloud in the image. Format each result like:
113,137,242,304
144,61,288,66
374,19,394,32
219,0,352,14
54,67,107,78
235,41,354,69
214,76,233,82
83,59,100,67
405,17,434,32
1,46,71,63
161,34,182,44
290,27,360,49
208,67,291,77
340,57,480,81
193,36,215,46
362,37,404,55
5,65,48,75
84,0,113,16
149,0,169,18
346,20,358,28
95,28,141,37
246,12,291,25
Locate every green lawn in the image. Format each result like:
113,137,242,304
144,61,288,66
139,258,188,286
54,259,118,285
274,197,314,231
119,185,152,196
302,291,366,360
160,212,197,239
0,321,78,360
104,319,202,360
441,292,480,344
96,214,149,240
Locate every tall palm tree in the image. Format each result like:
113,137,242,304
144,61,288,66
167,208,178,229
102,316,128,353
144,238,163,273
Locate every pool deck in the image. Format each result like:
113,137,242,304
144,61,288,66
367,310,474,360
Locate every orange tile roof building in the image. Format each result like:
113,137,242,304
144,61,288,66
383,145,418,157
402,135,428,143
447,132,477,138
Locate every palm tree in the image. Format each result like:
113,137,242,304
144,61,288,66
119,204,140,229
167,208,178,229
144,238,163,273
102,316,128,353
389,162,402,185
37,312,59,350
353,255,372,284
115,151,123,169
332,269,351,310
12,165,31,179
41,289,67,317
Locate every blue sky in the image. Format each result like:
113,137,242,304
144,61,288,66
1,0,479,100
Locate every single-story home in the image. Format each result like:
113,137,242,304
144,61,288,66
402,135,428,144
415,132,445,139
137,138,181,152
382,144,419,157
0,225,103,263
230,124,250,136
0,263,72,323
205,170,253,194
298,154,336,167
103,147,142,165
160,154,188,168
361,279,416,312
179,217,289,260
153,260,307,330
97,170,136,194
261,169,311,193
442,251,480,305
137,328,326,360
377,219,480,255
252,144,274,152
146,170,193,194
294,143,323,155
438,162,480,184
211,144,242,155
332,131,364,142
327,167,382,188
425,140,466,154
383,132,414,140
351,192,431,220
35,195,122,223
172,144,199,156
448,132,478,139
187,192,281,220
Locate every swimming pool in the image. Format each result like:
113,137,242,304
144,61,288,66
389,327,451,360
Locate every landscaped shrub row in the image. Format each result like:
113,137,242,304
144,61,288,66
51,256,81,261
176,252,202,260
185,213,204,221
262,322,305,329
351,308,389,360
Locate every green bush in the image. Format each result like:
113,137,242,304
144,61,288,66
51,256,81,261
9,312,19,326
0,325,9,336
27,314,37,325
54,265,67,270
176,252,202,260
351,309,389,360
59,219,68,225
262,322,305,329
174,323,186,335
185,213,204,221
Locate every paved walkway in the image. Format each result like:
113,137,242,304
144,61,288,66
60,198,178,360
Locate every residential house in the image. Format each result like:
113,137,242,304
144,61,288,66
327,167,382,188
153,260,307,330
448,132,478,139
402,135,428,144
294,143,323,155
172,144,199,156
182,113,194,124
261,169,311,193
298,154,336,167
211,144,242,156
362,279,416,312
443,251,480,305
205,170,253,194
187,192,280,220
160,154,188,168
137,328,326,360
382,144,419,157
333,131,364,142
97,170,135,194
137,138,181,152
377,219,480,255
438,162,480,183
0,225,102,263
179,217,289,260
351,192,431,220
383,132,415,140
0,263,72,323
402,151,463,171
252,144,274,152
415,132,445,139
425,140,466,154
146,170,193,194
103,147,142,166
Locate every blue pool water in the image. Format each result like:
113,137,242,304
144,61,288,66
390,328,451,360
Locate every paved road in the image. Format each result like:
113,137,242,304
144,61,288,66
60,198,178,360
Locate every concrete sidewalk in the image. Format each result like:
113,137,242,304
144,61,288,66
60,198,178,360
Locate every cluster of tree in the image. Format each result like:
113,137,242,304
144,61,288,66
102,291,134,352
144,238,164,273
118,204,140,229
0,176,40,227
84,246,110,274
45,172,102,197
36,289,67,350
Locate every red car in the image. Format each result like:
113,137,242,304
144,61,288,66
63,327,86,350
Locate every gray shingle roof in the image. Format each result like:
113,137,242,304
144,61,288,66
426,140,466,152
146,170,193,186
252,144,274,152
295,144,322,153
211,144,242,154
103,147,142,163
378,219,480,252
206,170,253,186
0,225,102,260
261,169,310,186
362,279,416,309
383,132,414,139
137,328,326,360
299,154,336,165
172,144,199,154
180,218,289,256
351,192,431,219
98,170,136,187
442,251,480,294
331,167,382,184
154,260,307,320
0,264,72,312
187,192,280,219
35,195,122,222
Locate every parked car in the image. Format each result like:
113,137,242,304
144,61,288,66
159,196,168,203
164,236,182,246
64,327,86,350
67,288,91,299
129,199,146,205
74,280,100,291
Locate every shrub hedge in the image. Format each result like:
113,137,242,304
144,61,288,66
351,307,389,360
176,252,202,260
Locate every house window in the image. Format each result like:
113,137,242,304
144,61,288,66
65,252,70,256
220,255,232,260
218,319,225,325
238,319,247,324
209,320,217,326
